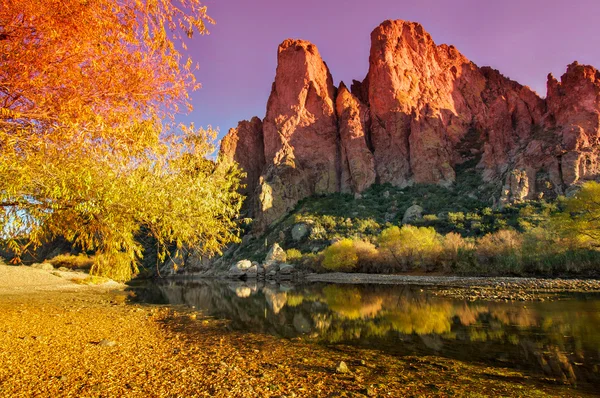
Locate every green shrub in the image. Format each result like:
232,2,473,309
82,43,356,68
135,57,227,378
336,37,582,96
448,212,465,224
285,248,302,263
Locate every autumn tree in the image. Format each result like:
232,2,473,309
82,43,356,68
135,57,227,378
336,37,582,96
551,182,600,248
378,225,441,271
0,0,244,280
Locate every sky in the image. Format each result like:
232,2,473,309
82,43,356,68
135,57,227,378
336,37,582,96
181,0,600,141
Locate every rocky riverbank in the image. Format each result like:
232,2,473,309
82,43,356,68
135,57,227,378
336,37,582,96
0,263,596,397
305,273,600,301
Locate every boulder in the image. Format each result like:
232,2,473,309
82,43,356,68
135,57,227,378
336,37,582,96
293,313,312,333
245,264,258,279
227,259,253,279
279,263,295,275
264,243,286,263
402,204,423,224
291,223,310,241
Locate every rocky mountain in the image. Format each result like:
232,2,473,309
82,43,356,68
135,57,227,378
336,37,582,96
220,20,600,230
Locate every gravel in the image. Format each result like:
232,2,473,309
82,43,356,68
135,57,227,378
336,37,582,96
305,273,600,301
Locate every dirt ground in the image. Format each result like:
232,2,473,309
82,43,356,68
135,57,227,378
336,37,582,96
0,264,593,397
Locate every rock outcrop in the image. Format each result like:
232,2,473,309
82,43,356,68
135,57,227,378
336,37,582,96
256,39,339,228
366,20,544,187
336,82,377,193
546,62,600,186
219,20,600,230
219,117,265,213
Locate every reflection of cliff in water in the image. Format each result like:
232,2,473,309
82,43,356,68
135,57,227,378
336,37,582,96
135,280,600,388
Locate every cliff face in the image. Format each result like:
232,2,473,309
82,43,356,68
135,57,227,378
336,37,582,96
219,20,600,229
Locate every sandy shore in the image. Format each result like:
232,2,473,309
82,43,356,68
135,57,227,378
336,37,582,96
0,264,594,397
0,263,122,294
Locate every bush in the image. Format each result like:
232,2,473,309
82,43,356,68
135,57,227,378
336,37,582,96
352,239,379,270
321,238,378,272
285,248,302,264
322,238,359,272
378,225,442,272
475,230,523,275
440,232,474,272
48,253,94,270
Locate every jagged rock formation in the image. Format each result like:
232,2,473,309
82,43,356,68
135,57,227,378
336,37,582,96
336,82,377,193
219,20,600,230
220,117,265,200
253,39,338,227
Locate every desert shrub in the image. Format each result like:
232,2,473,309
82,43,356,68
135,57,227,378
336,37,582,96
297,252,321,270
355,218,381,234
378,225,442,272
352,239,380,271
423,214,439,222
322,238,359,271
285,248,302,263
447,212,465,224
48,253,94,270
482,207,493,216
309,223,327,240
475,229,523,275
321,215,338,230
440,232,475,272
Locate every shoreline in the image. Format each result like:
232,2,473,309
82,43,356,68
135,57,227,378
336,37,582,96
0,264,597,396
163,271,600,301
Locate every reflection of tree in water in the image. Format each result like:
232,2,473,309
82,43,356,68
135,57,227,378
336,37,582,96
322,286,383,320
385,300,453,334
139,281,600,388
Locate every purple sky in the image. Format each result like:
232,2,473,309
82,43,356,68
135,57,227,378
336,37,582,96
182,0,600,141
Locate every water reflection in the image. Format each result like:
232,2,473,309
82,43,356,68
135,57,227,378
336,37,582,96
133,279,600,387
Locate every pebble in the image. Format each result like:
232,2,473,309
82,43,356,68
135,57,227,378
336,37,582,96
98,339,116,347
336,361,350,373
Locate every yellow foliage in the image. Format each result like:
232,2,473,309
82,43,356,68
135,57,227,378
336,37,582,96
285,249,302,263
322,239,359,271
551,181,600,247
386,301,453,335
476,230,522,263
378,225,442,271
0,1,243,280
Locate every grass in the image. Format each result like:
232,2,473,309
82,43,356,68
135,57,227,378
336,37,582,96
48,253,94,270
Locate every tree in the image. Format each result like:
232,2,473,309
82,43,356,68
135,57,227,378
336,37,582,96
378,225,441,271
551,182,600,247
0,0,244,280
322,239,359,272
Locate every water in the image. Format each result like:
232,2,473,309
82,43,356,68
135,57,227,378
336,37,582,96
131,279,600,389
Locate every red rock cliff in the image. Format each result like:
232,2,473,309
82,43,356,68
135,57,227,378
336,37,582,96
219,20,600,229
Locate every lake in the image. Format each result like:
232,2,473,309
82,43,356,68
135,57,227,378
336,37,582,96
131,279,600,392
